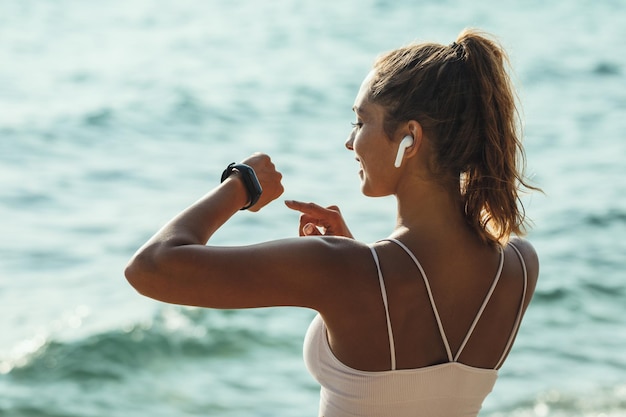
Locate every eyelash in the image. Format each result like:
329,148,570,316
351,122,363,129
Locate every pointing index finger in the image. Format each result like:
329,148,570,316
284,200,327,215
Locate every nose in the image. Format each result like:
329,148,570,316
345,131,355,151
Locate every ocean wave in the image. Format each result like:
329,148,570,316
532,286,571,303
490,385,626,417
584,208,626,228
592,61,622,77
2,306,296,384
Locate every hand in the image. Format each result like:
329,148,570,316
284,200,354,238
239,153,284,212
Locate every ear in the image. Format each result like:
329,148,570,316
402,120,423,160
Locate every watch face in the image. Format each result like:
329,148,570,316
232,164,262,209
244,166,262,194
250,173,262,194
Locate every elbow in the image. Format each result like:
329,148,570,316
124,249,160,299
124,257,142,292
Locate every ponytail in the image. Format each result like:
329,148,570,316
369,28,539,246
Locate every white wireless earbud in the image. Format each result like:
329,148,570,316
394,135,414,168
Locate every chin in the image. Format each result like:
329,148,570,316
360,184,386,198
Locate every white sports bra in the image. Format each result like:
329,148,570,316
303,239,528,417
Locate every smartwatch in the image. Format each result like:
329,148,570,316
220,163,263,210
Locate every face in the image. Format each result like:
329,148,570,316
345,71,398,197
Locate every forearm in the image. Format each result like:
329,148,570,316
145,174,248,249
125,174,247,289
125,153,285,300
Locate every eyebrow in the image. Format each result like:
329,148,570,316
352,105,367,115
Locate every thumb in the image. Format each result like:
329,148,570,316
303,223,322,236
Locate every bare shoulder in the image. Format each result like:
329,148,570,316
290,236,381,311
301,236,377,284
508,236,539,271
507,236,539,298
274,235,373,268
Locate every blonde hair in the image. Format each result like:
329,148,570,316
369,29,539,246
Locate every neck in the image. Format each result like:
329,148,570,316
393,176,470,241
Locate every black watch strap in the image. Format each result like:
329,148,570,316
221,163,263,210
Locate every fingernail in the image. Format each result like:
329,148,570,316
303,224,315,235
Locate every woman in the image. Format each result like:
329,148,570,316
125,28,539,417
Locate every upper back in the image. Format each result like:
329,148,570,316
321,236,538,372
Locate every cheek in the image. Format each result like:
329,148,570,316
353,133,372,159
354,138,389,169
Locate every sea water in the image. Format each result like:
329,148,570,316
1,0,625,416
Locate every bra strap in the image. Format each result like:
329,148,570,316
381,238,454,362
454,246,505,361
494,242,528,369
369,246,397,370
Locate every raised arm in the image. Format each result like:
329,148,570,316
124,153,371,310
